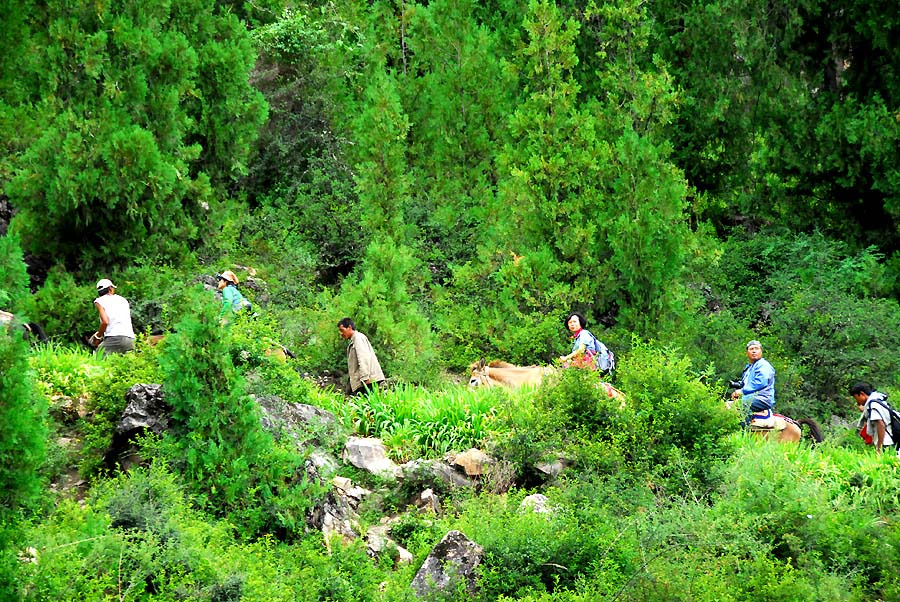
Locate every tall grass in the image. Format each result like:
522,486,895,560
29,343,107,398
322,384,511,461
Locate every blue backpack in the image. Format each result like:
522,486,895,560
588,333,615,373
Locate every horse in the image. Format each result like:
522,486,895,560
751,414,824,444
725,398,823,443
468,359,627,403
468,359,553,389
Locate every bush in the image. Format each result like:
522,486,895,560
157,291,325,537
775,287,900,416
614,341,737,492
713,442,900,599
16,464,251,600
30,266,96,343
0,234,31,316
0,326,47,598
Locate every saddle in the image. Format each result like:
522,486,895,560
748,409,780,431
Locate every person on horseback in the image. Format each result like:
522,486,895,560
558,313,613,375
731,340,776,428
851,382,898,456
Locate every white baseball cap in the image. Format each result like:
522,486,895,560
96,278,116,290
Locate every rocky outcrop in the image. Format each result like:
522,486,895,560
401,458,473,490
520,493,554,514
107,384,172,470
342,437,402,478
449,448,492,476
411,530,484,598
117,384,171,437
255,394,341,449
365,519,414,565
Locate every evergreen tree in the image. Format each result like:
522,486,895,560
3,0,266,268
0,234,31,315
159,295,313,535
246,8,366,280
350,68,412,242
651,0,900,249
400,0,516,275
585,0,691,330
0,320,47,597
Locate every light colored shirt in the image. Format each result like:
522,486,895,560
94,294,135,339
860,392,895,447
569,329,611,371
347,330,385,393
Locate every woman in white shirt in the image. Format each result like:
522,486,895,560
89,278,135,354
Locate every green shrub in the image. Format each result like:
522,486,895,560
714,442,900,598
448,488,639,598
775,287,900,415
30,266,96,343
614,341,737,491
16,464,252,600
157,292,325,537
0,326,47,598
0,234,32,316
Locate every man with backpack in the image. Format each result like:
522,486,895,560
851,382,899,456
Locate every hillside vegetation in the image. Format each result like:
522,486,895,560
2,0,900,599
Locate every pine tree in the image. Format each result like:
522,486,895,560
0,320,47,597
3,0,266,267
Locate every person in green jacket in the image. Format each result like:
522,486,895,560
216,270,249,323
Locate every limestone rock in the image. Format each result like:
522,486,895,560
411,530,484,598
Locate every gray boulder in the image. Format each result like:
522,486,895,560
401,458,474,490
117,384,170,436
343,437,402,478
411,530,484,598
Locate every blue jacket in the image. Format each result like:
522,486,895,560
741,358,775,409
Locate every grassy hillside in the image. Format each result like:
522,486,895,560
2,321,899,600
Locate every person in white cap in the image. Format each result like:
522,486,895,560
730,339,776,427
90,278,135,354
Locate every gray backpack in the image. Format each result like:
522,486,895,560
589,334,615,373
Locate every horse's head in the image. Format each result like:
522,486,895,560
468,358,489,388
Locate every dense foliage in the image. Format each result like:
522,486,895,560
2,0,900,598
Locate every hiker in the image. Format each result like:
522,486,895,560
851,382,898,456
89,278,135,354
216,270,250,323
337,317,385,396
558,313,613,374
730,340,776,427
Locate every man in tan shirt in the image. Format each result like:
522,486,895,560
337,317,385,395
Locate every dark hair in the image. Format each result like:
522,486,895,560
849,382,874,396
564,312,586,329
337,317,355,329
97,287,111,297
